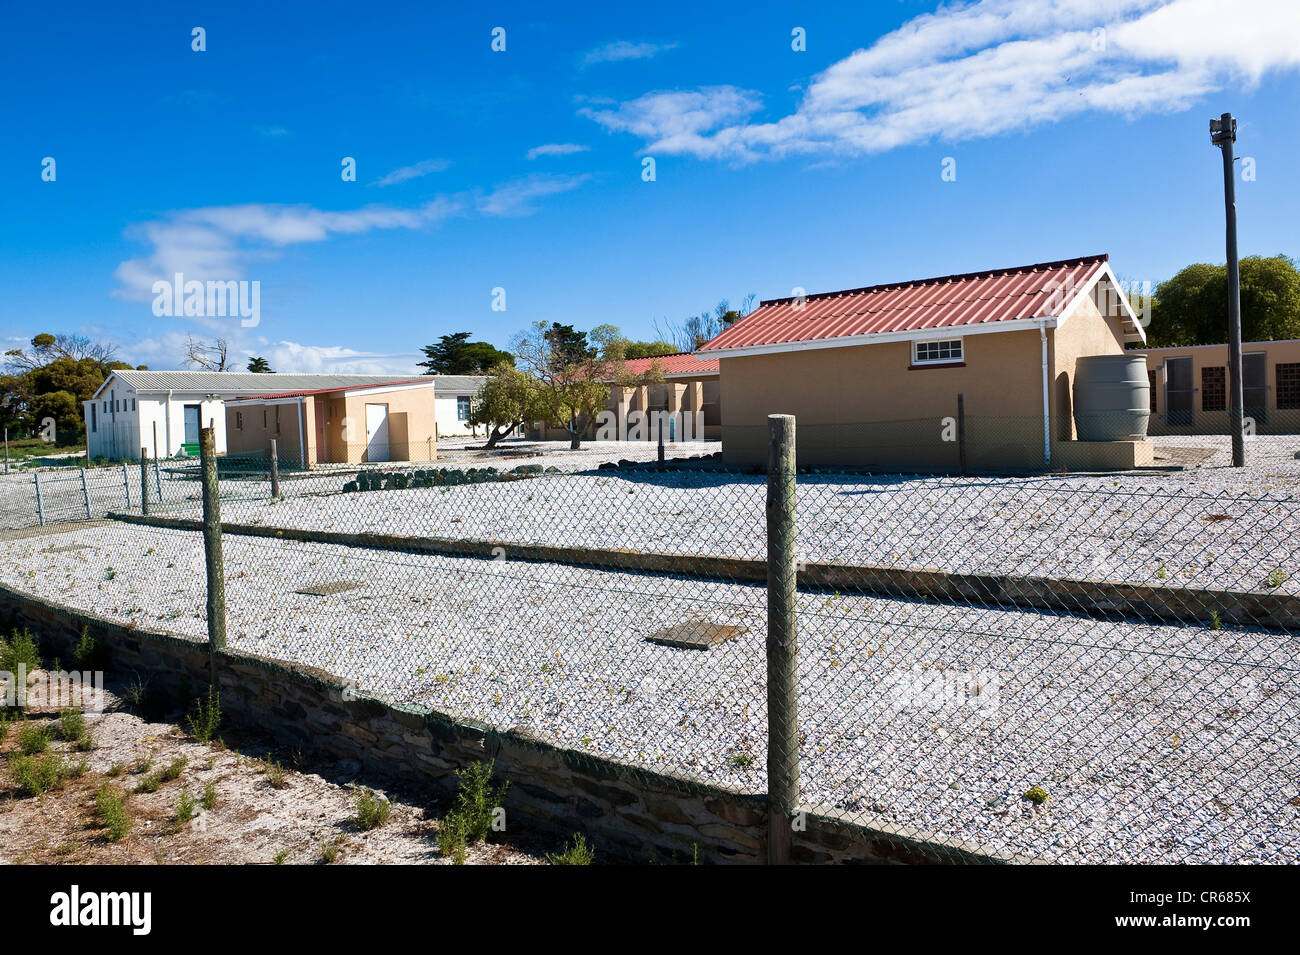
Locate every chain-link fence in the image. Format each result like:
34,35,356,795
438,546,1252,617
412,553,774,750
1,416,1297,863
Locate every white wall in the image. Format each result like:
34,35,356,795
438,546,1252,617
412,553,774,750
85,390,228,460
435,394,476,437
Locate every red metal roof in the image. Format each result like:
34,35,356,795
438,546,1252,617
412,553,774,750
698,255,1112,353
622,353,720,376
227,378,432,402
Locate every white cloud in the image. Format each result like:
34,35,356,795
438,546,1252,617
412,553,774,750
526,142,590,160
371,158,452,187
126,330,421,375
475,173,591,217
113,199,463,303
581,40,678,67
582,0,1300,161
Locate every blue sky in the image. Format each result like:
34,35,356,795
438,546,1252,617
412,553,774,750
3,0,1298,374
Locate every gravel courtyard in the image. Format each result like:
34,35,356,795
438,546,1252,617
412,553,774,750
169,434,1300,593
2,521,1295,864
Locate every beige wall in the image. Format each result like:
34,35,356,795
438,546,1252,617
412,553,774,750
1139,339,1300,435
226,384,439,466
226,400,308,464
721,295,1134,469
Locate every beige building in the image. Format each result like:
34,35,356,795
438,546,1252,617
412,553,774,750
226,378,439,466
603,354,721,441
699,254,1151,470
1138,339,1300,434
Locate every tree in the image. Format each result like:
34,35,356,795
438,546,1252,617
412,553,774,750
183,335,231,371
418,332,513,375
653,295,755,352
511,322,618,449
3,333,116,374
623,340,678,359
1145,255,1300,346
469,363,542,448
29,390,80,442
247,356,274,373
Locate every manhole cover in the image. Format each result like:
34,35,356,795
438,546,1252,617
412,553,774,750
645,620,747,651
294,580,361,596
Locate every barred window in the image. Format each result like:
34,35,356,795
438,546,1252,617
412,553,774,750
1279,362,1300,410
1202,366,1226,411
912,339,963,365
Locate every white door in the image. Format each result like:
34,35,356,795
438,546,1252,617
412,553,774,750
365,403,390,462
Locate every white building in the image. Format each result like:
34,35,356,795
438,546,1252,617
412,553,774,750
427,375,486,438
83,370,435,460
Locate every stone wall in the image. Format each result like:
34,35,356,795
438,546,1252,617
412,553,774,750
0,582,1011,865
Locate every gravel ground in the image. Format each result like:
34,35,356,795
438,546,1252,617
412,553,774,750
0,684,541,864
2,522,1295,864
173,434,1300,593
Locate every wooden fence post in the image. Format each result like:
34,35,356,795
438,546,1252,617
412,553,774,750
268,439,281,499
140,448,150,515
765,413,799,864
957,393,967,476
199,427,227,684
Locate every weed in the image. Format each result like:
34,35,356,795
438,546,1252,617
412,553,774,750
1210,609,1222,631
174,790,198,825
18,722,51,755
273,849,289,865
436,760,508,862
1023,786,1050,805
320,836,344,864
58,708,85,742
1267,568,1289,588
120,673,150,712
1156,561,1168,580
546,833,595,865
259,755,288,789
186,685,221,743
10,753,67,796
0,628,41,675
136,756,187,794
131,754,154,775
104,567,116,581
201,780,218,811
728,751,756,769
107,762,125,778
72,627,104,669
96,784,132,841
353,787,391,831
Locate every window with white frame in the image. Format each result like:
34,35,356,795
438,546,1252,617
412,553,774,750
456,395,471,421
912,338,963,365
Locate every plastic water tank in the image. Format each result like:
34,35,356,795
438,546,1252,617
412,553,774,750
1073,354,1150,441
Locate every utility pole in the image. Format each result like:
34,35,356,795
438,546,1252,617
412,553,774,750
1211,112,1245,468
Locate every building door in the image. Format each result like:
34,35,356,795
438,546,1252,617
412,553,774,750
1243,352,1268,426
1164,357,1193,427
182,405,202,456
365,403,390,462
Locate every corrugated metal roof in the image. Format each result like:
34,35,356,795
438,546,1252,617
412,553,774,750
227,378,434,402
102,370,423,397
622,354,720,376
698,255,1112,353
425,375,488,393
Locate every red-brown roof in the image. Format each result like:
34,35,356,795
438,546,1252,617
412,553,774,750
699,255,1113,353
621,353,719,375
227,378,432,402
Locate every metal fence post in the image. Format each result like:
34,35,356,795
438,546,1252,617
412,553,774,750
33,472,45,525
268,438,281,499
79,468,92,519
199,426,227,683
765,413,799,864
122,463,132,508
139,447,150,515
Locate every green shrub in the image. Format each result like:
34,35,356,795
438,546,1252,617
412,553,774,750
96,784,132,841
186,685,221,743
436,760,508,862
136,756,187,793
18,721,51,755
174,790,198,825
320,836,344,864
354,787,391,831
10,753,67,796
201,780,218,811
260,755,288,789
72,628,105,669
58,708,86,742
0,629,41,675
1023,786,1050,805
547,833,595,865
